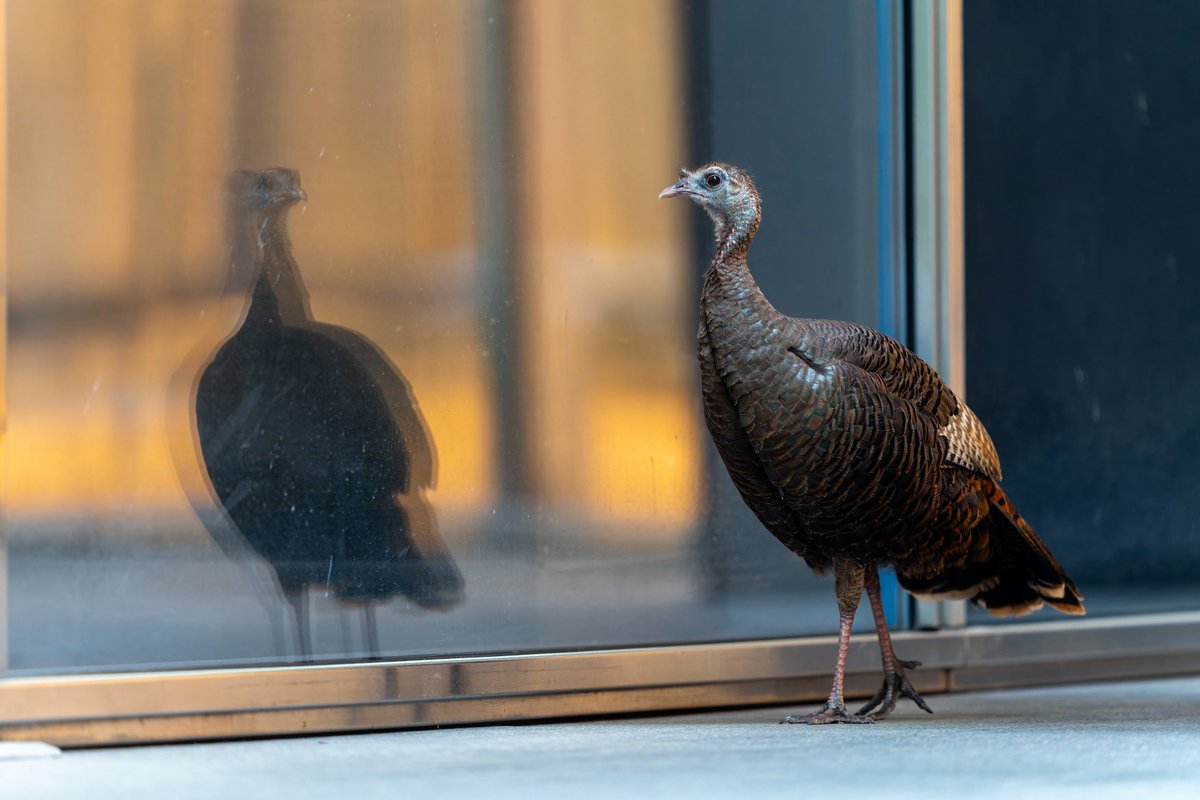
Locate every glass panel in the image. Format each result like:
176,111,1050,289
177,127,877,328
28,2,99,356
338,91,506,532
4,0,883,674
964,2,1200,622
694,0,889,628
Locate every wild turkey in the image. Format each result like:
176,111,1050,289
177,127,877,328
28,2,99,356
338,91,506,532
193,168,463,660
660,163,1084,723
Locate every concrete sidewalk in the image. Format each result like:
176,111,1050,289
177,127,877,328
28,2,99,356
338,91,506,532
3,676,1199,799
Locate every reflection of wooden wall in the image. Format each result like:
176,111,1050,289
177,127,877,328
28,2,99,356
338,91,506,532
6,1,490,524
8,1,239,305
5,0,697,548
1,1,7,432
230,1,477,279
222,0,491,516
7,1,241,521
513,0,699,537
1,0,8,671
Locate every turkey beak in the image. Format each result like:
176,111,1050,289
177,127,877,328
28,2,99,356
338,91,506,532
658,179,690,199
292,187,309,203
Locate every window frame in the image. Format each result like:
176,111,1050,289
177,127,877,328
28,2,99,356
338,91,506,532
3,615,1199,746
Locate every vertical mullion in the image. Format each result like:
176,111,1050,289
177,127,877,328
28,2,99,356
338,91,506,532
910,0,967,630
876,0,908,345
471,1,535,554
876,0,910,630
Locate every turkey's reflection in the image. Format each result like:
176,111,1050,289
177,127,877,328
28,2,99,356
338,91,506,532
185,168,463,661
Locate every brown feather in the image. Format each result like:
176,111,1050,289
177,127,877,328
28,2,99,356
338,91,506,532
678,163,1083,617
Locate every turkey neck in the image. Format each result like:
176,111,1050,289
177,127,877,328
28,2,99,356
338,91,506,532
229,206,313,327
700,223,781,340
257,210,312,323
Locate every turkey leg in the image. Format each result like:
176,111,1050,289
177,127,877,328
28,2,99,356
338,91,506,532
857,567,933,719
782,560,872,724
283,586,313,663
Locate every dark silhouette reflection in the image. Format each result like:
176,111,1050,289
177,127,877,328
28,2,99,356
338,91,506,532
187,168,463,660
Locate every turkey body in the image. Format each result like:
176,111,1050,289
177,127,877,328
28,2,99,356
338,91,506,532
194,169,462,658
664,163,1082,723
700,298,1034,600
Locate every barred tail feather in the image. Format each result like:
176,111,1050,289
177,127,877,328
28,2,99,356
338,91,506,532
900,484,1085,617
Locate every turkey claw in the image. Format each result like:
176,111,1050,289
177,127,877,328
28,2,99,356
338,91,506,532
857,665,933,719
781,704,874,725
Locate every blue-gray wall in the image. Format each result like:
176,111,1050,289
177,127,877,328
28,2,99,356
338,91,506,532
688,0,881,603
964,1,1200,586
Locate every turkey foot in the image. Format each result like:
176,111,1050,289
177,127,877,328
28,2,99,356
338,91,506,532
857,658,933,719
781,703,873,725
780,563,873,726
859,569,934,719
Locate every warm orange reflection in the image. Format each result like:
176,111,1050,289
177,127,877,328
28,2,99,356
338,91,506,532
5,0,700,549
512,0,700,545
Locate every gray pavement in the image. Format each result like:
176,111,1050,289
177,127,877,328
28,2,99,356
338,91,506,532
3,676,1199,799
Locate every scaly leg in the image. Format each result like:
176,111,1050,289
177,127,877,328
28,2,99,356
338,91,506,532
783,560,873,725
283,586,313,664
362,603,380,658
857,568,933,719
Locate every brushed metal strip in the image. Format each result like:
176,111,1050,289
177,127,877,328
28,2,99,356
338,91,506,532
959,612,1200,666
950,652,1200,693
2,612,1199,746
2,671,951,749
0,632,966,724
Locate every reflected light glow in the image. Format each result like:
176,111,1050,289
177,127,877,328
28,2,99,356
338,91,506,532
4,0,699,548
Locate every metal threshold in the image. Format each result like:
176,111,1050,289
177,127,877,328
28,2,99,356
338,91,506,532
2,611,1199,747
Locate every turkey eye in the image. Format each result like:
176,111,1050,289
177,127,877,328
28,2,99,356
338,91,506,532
705,173,722,188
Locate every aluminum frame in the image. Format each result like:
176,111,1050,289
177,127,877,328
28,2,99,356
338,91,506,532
3,612,1199,747
910,0,964,392
909,0,968,630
